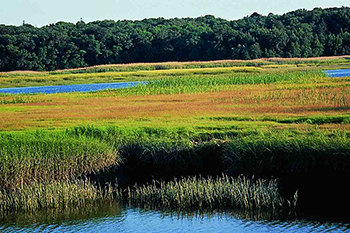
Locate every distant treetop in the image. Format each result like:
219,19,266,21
1,7,350,71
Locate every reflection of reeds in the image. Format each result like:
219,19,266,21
128,175,292,211
158,207,286,222
0,200,122,227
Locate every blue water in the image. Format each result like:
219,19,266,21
1,204,349,233
0,81,147,94
324,69,350,78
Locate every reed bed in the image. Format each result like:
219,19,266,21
0,96,36,104
206,115,350,125
0,132,120,189
222,131,350,177
0,95,51,105
0,126,349,214
49,55,350,74
0,66,260,88
0,179,120,213
106,70,324,96
128,175,293,211
65,126,350,177
244,87,350,107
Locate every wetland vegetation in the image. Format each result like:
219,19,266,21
0,56,350,219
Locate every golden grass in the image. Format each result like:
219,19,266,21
51,55,350,73
2,55,349,76
0,66,261,88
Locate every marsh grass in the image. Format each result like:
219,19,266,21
66,125,350,184
0,96,48,104
247,87,350,107
205,115,350,125
0,179,120,213
0,66,260,88
49,60,270,74
1,126,349,213
128,175,293,211
0,96,33,104
0,57,350,215
48,55,350,74
0,131,120,189
101,70,324,96
222,130,350,177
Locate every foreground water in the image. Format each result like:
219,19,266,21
0,81,147,94
1,202,349,233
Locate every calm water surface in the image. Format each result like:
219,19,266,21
0,81,147,94
324,69,350,78
1,202,349,233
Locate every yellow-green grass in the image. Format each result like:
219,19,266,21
0,179,119,213
0,66,261,88
0,131,120,189
40,55,350,74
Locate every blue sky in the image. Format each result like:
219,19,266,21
0,0,349,27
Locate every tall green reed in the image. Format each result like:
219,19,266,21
0,131,119,189
0,179,120,213
106,71,324,96
128,175,293,211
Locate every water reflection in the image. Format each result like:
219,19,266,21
0,201,124,232
1,202,349,233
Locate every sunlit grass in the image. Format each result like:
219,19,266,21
0,179,119,213
0,131,120,189
0,66,261,88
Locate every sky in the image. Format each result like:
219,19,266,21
0,0,349,27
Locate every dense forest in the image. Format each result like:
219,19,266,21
1,7,350,71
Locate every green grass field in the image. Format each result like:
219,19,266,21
1,56,350,214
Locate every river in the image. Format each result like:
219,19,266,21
0,81,147,94
324,69,350,78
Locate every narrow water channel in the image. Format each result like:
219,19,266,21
0,81,147,94
324,69,350,78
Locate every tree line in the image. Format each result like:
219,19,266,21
1,7,350,71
